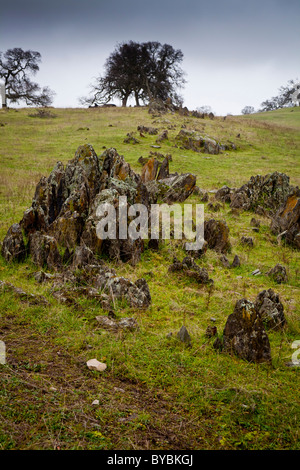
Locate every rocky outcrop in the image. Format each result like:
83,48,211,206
175,130,236,155
215,186,232,203
267,264,288,284
1,144,155,311
230,172,293,215
175,129,221,155
219,299,272,364
168,256,214,285
254,289,286,330
270,193,300,249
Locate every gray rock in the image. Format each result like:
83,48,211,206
241,236,254,247
177,326,192,346
222,299,272,364
254,288,286,330
270,193,300,250
204,219,231,253
267,264,288,284
1,223,26,262
231,255,241,268
230,172,292,214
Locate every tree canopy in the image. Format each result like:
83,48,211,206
0,47,54,107
82,41,186,107
259,79,300,112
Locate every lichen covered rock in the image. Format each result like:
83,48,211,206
222,299,272,364
1,223,26,262
270,193,300,249
254,288,286,330
230,172,292,214
204,219,231,253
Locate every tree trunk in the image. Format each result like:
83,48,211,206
1,84,7,108
134,92,140,107
122,95,128,107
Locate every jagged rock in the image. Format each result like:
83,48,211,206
220,255,231,268
156,129,168,144
177,326,192,346
250,217,261,228
175,129,221,155
266,264,288,284
222,299,272,364
270,193,300,249
96,315,138,331
141,157,160,183
205,325,217,338
124,132,140,144
0,280,49,305
169,256,213,285
33,271,55,283
156,157,170,180
137,125,158,135
231,254,241,268
146,173,196,204
207,202,221,212
148,99,174,115
1,223,26,262
254,288,286,330
93,274,151,309
230,172,292,214
241,236,254,247
72,244,98,270
204,219,231,253
29,232,62,270
215,186,232,203
201,192,209,202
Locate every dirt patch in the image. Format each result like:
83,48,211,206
0,315,216,450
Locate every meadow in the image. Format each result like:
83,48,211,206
0,104,299,450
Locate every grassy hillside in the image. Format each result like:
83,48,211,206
0,105,299,450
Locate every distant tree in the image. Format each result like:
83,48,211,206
259,79,300,112
81,41,186,107
241,106,255,115
0,48,55,107
197,105,214,114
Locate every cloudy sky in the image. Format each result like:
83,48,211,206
0,0,299,115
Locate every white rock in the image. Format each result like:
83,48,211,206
92,399,100,405
87,358,107,372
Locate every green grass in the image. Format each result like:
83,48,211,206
0,105,299,450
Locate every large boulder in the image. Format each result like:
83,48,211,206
230,172,292,214
204,219,231,253
1,223,26,262
146,173,196,204
221,299,272,364
270,193,300,249
175,129,221,155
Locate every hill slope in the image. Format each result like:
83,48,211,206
0,105,299,450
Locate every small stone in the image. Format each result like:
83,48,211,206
252,269,261,276
177,326,192,346
231,255,241,268
86,359,107,372
241,236,254,247
205,325,217,338
220,255,230,268
92,399,100,406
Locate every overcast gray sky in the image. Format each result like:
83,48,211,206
0,0,299,115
